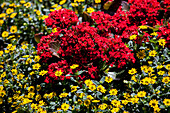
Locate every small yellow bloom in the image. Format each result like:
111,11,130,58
61,103,69,111
129,34,137,40
89,84,96,91
10,26,17,33
32,63,41,70
165,64,170,70
137,91,146,97
6,8,14,14
162,76,170,84
55,70,63,77
95,0,101,3
71,86,78,92
109,89,118,95
21,45,27,49
149,50,157,57
128,68,137,75
11,69,17,75
0,20,4,26
87,7,95,13
105,76,113,83
150,32,158,36
36,10,41,16
149,99,158,108
85,79,93,86
59,0,67,5
39,70,48,76
2,31,9,37
158,39,166,48
84,99,91,106
10,13,17,18
70,64,79,69
163,99,170,106
0,51,3,56
17,73,25,80
59,93,69,98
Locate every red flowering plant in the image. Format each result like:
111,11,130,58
37,9,136,84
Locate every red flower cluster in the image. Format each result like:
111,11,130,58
38,21,135,82
44,9,79,29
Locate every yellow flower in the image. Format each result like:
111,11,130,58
97,85,106,93
140,77,152,85
39,70,48,76
149,50,157,57
150,32,158,36
28,92,35,98
95,0,101,3
137,91,146,97
105,76,113,83
2,31,9,37
0,51,3,57
129,34,137,40
111,108,120,113
0,72,6,78
111,100,121,107
0,90,6,97
31,103,38,109
20,0,26,4
8,97,12,103
78,99,82,105
52,28,58,33
157,70,165,75
165,64,170,70
61,103,69,111
71,3,78,7
149,99,158,108
17,73,25,80
71,86,78,92
139,25,148,29
6,8,14,14
10,13,17,18
163,99,170,106
98,103,107,110
56,6,62,10
131,75,137,82
11,69,17,75
158,39,166,48
121,100,129,105
51,4,58,8
109,89,118,95
0,86,3,91
84,99,91,106
32,63,41,70
35,94,41,101
136,50,146,59
28,86,35,92
128,68,137,75
92,100,100,103
59,0,67,5
55,70,63,77
85,79,93,86
162,76,170,84
87,7,95,13
34,56,40,62
24,2,31,8
36,85,41,91
89,84,96,91
21,45,27,49
22,98,33,105
87,95,94,100
59,93,69,98
156,65,164,69
36,10,41,16
10,26,17,33
70,64,79,69
0,20,4,26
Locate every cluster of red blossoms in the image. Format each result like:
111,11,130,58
38,21,135,82
44,9,79,30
